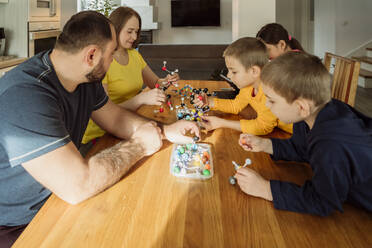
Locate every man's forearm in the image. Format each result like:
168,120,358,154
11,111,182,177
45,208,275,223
112,108,150,139
84,138,145,199
118,95,143,112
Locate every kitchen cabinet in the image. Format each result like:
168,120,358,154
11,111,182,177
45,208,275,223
0,57,27,78
0,65,16,78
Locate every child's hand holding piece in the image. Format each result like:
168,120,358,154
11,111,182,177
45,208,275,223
200,116,225,131
239,133,273,154
235,167,273,201
194,94,214,108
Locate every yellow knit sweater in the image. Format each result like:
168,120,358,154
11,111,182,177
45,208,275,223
212,85,293,135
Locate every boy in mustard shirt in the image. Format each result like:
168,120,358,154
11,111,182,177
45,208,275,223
195,37,292,135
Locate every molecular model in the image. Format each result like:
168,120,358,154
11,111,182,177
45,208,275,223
170,143,213,179
155,62,217,124
174,85,214,121
162,61,179,76
229,158,252,185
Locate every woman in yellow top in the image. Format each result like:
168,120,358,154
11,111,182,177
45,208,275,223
82,7,180,145
194,37,292,135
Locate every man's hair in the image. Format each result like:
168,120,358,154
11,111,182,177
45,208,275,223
109,7,142,48
55,11,113,53
223,37,268,69
261,52,331,106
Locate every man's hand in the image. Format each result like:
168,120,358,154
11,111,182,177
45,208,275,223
163,120,201,144
238,133,273,154
131,121,163,156
235,168,273,201
200,116,225,131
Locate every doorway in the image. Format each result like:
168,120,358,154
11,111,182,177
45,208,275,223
276,0,314,54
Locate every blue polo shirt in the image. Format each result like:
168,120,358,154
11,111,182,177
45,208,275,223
0,50,108,226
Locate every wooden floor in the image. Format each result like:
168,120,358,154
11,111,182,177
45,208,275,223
355,86,372,117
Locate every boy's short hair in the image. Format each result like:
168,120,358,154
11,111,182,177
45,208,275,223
55,11,113,54
261,52,332,106
223,37,268,69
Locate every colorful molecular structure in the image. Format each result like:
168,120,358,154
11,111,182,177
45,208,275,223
176,107,209,122
154,83,175,113
172,84,212,121
170,143,213,179
229,158,252,185
153,72,215,117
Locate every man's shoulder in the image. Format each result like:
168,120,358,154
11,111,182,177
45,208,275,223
0,52,51,92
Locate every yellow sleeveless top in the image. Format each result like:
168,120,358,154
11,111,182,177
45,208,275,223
82,49,147,144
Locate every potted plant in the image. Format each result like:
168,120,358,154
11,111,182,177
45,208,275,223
81,0,118,17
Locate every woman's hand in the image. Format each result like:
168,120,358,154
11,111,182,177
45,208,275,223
159,73,180,84
138,88,166,106
165,72,180,82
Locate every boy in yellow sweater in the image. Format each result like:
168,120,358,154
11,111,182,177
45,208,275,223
195,37,292,135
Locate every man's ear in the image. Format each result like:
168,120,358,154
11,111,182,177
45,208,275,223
294,98,311,118
84,45,100,67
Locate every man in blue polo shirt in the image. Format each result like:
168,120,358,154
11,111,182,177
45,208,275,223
0,11,199,247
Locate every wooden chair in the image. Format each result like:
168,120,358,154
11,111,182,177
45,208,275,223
324,52,361,106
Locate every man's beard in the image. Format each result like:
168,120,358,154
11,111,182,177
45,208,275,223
85,58,106,82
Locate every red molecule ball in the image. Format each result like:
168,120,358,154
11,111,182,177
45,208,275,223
155,83,160,88
198,95,203,101
162,66,167,71
159,107,164,113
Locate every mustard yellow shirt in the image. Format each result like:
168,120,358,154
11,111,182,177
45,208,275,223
213,85,293,135
82,49,147,144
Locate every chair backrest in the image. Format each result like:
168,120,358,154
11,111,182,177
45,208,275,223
324,52,360,106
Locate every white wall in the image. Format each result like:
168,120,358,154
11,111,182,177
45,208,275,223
0,0,28,57
61,0,78,28
232,0,276,40
276,0,314,53
276,0,295,36
314,0,336,58
336,0,372,56
152,0,232,44
314,0,372,58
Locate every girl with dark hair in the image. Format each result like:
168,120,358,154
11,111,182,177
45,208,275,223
256,23,304,60
82,7,180,146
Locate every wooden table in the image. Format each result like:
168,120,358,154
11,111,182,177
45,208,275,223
14,81,372,247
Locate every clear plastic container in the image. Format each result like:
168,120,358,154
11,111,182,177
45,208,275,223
169,143,213,180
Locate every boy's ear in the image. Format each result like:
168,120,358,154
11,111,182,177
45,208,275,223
294,98,311,118
250,65,261,79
